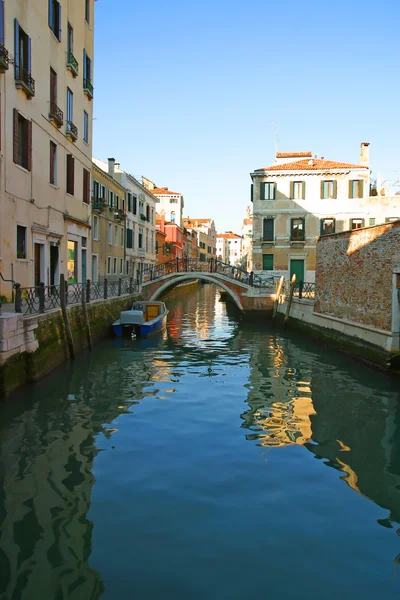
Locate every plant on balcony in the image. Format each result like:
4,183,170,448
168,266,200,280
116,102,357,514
140,213,146,221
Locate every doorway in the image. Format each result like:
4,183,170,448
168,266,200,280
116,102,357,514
92,254,98,282
50,245,59,286
34,243,44,287
81,248,87,283
290,259,305,284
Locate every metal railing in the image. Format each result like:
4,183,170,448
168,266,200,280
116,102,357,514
49,101,64,127
15,64,35,96
14,277,139,316
66,51,79,74
293,281,316,300
92,196,107,211
83,78,94,97
0,42,12,69
139,258,275,290
66,120,78,140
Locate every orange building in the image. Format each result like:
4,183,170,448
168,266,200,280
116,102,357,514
156,229,169,264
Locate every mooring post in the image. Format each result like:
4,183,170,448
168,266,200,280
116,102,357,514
39,282,45,314
60,274,75,360
14,283,22,313
86,279,91,303
283,274,296,331
272,275,285,322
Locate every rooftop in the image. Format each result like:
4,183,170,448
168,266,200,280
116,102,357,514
255,158,368,172
217,232,241,239
151,187,181,196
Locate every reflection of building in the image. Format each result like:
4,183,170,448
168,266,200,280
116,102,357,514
250,144,375,282
241,206,253,271
183,218,216,262
0,0,95,296
216,232,242,266
91,162,126,281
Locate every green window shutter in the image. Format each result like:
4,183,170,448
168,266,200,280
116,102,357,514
260,182,265,200
359,180,364,198
271,184,276,200
302,181,306,199
320,181,324,199
333,180,338,199
262,254,274,270
263,218,274,240
290,181,294,199
349,180,353,198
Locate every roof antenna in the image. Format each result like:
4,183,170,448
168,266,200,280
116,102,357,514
267,121,279,157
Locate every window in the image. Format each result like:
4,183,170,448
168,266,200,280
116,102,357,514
200,253,206,262
50,67,57,105
121,227,124,247
132,196,137,214
120,258,123,274
126,260,129,275
93,215,98,240
48,0,61,41
17,225,27,259
171,211,176,223
369,218,376,226
107,256,111,274
49,141,57,185
292,181,305,200
146,205,150,221
320,218,335,235
108,223,112,244
114,195,119,209
146,230,149,252
83,111,89,143
321,180,336,199
350,218,364,230
67,22,73,54
14,20,32,81
262,218,274,241
349,180,364,199
207,246,211,253
113,257,117,274
139,228,143,249
85,0,90,24
83,168,90,204
127,193,132,212
67,88,73,123
151,209,154,224
385,217,399,223
262,254,273,270
170,198,178,203
114,225,118,246
291,218,305,241
127,228,133,249
260,182,275,200
13,110,31,170
83,49,92,84
108,190,113,207
66,154,74,195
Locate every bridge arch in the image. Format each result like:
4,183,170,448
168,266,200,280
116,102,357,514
147,273,244,311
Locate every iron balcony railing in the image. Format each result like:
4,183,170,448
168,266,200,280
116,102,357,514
83,78,93,98
49,101,63,127
66,120,78,141
66,51,79,75
92,196,107,211
0,42,11,71
14,277,139,316
15,64,35,97
293,281,316,300
114,208,125,221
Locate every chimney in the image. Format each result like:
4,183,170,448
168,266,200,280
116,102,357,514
360,142,370,166
108,157,115,177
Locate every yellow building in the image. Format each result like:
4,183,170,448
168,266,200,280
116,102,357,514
91,163,126,281
0,0,95,297
183,218,216,262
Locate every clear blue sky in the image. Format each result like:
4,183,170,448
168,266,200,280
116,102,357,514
93,0,400,233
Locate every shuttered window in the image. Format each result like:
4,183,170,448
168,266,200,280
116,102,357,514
66,153,74,195
13,109,31,171
48,0,61,41
262,254,273,270
14,19,32,79
349,180,364,199
49,141,57,185
132,196,137,214
127,228,133,249
260,182,275,200
321,180,337,199
83,168,90,203
262,218,274,241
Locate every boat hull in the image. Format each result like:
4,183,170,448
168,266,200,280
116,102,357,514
112,312,168,338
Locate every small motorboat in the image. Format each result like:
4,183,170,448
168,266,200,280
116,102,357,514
112,301,169,338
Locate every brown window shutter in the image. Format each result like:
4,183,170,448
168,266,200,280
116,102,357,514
71,156,75,195
83,168,90,203
13,108,19,163
27,119,32,171
50,142,54,183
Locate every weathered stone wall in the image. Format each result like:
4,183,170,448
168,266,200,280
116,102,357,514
0,294,139,397
315,221,400,331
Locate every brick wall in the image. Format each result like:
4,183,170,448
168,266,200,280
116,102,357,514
315,221,400,331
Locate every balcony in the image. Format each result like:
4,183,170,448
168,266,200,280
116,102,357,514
15,64,35,98
49,101,63,128
66,51,79,77
83,78,93,99
92,197,107,212
114,208,125,221
0,42,11,72
66,120,78,142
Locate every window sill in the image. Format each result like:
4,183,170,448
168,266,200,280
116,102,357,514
15,163,30,174
66,192,74,197
16,258,29,262
49,29,61,43
83,139,89,146
49,183,59,190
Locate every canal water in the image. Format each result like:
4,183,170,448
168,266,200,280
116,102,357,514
1,283,400,599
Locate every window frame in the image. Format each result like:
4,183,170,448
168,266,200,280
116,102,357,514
48,0,61,41
107,256,111,274
16,225,27,259
93,215,98,240
322,180,334,199
49,140,57,186
83,111,89,143
320,217,335,235
108,223,112,245
290,217,305,241
260,182,275,200
350,218,365,230
262,254,273,270
113,257,117,274
66,154,75,195
120,227,124,247
262,217,274,241
85,0,90,24
114,225,118,246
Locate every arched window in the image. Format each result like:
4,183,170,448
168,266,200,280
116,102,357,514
171,211,176,223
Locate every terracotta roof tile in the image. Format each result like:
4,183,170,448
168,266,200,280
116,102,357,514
255,159,368,172
276,151,312,158
151,187,181,195
217,233,241,239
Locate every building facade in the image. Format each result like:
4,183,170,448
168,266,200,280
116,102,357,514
142,177,184,228
250,144,375,282
216,232,242,266
0,0,95,297
241,206,253,271
182,218,216,262
91,162,126,281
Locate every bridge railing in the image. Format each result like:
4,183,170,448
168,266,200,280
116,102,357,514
140,258,275,289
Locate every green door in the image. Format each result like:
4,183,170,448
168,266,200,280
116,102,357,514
290,259,305,283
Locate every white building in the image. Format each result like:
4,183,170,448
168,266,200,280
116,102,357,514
142,177,184,228
241,206,253,271
216,232,242,266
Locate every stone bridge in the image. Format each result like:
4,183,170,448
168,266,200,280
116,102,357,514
141,270,275,314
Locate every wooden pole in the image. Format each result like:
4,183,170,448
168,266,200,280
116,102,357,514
272,275,284,321
60,274,75,360
283,274,296,331
81,283,92,350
